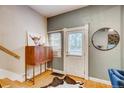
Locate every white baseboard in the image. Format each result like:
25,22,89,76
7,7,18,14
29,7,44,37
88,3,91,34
47,68,65,74
48,68,85,79
53,69,65,74
89,77,111,85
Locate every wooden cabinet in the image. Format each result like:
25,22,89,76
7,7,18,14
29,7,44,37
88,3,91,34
25,46,53,65
25,46,53,84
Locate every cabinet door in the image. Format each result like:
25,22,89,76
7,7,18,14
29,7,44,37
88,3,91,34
39,46,46,64
26,46,35,65
34,46,40,65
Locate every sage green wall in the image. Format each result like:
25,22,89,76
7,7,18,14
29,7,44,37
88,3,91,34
48,5,122,80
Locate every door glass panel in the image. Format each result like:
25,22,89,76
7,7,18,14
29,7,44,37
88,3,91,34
49,32,61,57
67,31,83,56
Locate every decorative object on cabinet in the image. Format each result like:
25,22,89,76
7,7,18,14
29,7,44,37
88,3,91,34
92,27,120,51
29,35,41,46
26,31,45,46
25,46,53,84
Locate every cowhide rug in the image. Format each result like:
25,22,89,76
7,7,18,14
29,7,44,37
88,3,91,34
41,76,84,88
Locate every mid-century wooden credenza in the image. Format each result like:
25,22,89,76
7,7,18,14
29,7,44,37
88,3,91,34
25,46,53,84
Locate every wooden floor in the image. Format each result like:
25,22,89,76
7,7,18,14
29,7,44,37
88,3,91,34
0,70,111,88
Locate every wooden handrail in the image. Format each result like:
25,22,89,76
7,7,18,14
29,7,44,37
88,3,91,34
0,44,20,59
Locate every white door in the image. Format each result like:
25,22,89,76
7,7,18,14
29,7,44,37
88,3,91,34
64,24,89,79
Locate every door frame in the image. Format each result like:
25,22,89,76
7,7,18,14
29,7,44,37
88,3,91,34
48,24,89,79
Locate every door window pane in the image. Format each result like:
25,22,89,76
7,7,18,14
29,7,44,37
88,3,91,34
67,32,83,56
49,32,61,57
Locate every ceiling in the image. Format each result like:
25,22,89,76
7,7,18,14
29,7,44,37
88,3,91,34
29,5,87,18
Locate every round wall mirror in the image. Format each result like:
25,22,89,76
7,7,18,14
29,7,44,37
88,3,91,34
92,28,120,51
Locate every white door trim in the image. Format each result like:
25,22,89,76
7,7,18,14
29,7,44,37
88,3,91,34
84,24,89,79
47,29,63,33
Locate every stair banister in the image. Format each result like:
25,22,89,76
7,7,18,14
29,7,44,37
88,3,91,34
0,44,20,59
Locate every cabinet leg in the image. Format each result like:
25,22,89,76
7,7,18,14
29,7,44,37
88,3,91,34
51,61,53,72
33,66,35,85
25,64,27,81
40,64,42,74
45,63,47,71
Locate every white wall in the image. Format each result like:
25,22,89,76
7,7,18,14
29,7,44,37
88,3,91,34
0,6,47,75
